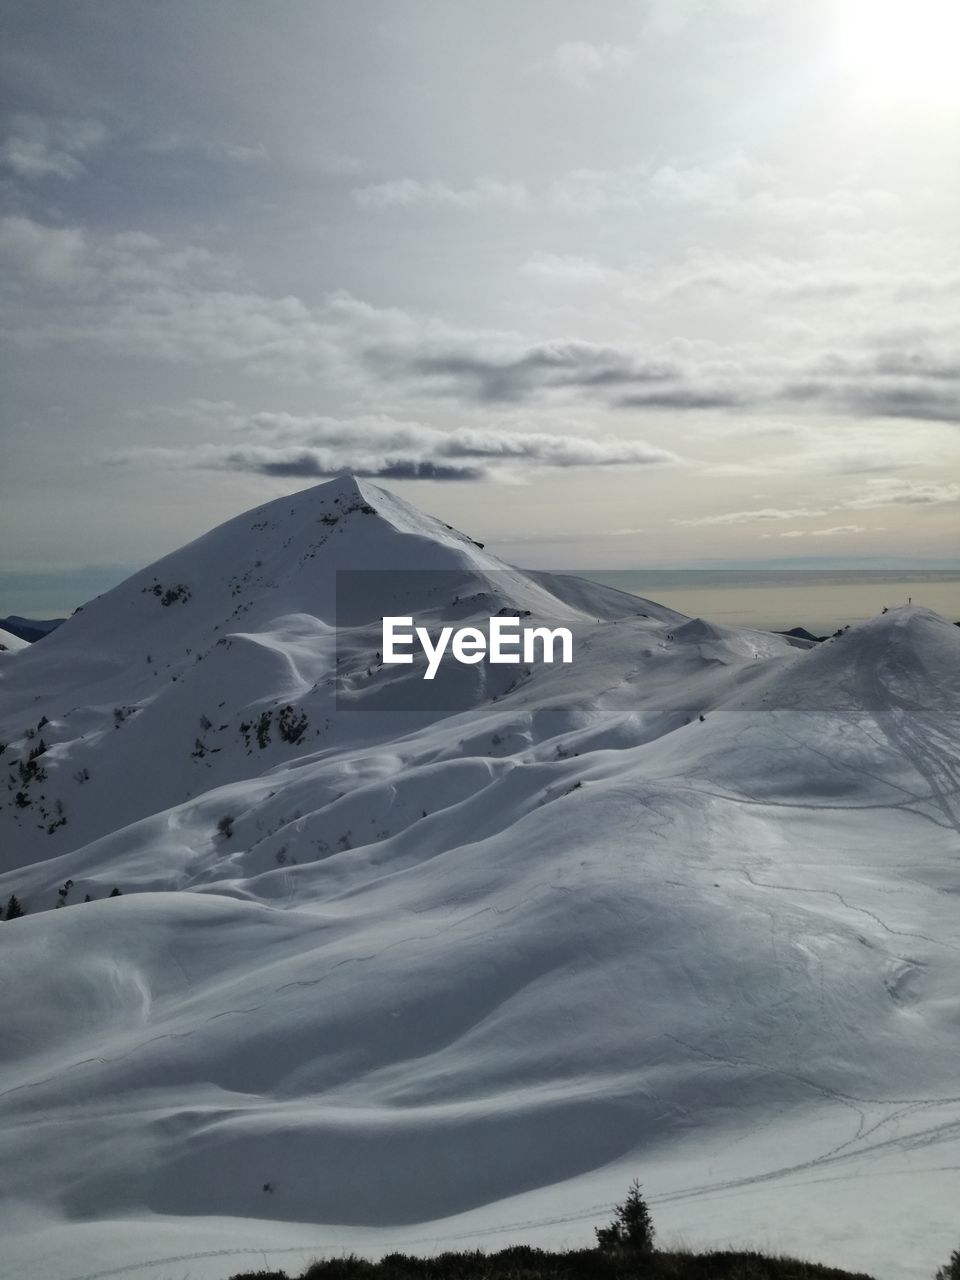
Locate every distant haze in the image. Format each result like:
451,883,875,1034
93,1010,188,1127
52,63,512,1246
576,568,960,634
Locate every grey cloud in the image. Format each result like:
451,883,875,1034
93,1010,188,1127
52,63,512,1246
4,215,959,430
533,42,636,91
352,177,530,212
781,376,960,424
0,216,339,377
0,114,106,180
844,479,960,509
777,345,960,424
543,154,869,223
143,133,270,166
375,460,483,481
871,352,960,380
246,452,482,482
0,215,89,285
520,254,622,286
850,387,960,424
673,507,828,527
115,409,681,482
616,387,747,409
371,340,709,407
436,428,671,466
764,525,870,540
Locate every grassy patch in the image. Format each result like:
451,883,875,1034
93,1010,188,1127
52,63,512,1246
227,1245,877,1280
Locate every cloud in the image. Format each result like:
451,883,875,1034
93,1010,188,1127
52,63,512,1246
4,215,960,428
535,41,636,91
352,177,530,212
353,155,862,224
642,0,770,37
520,253,622,286
402,342,674,401
0,216,90,286
615,387,747,409
369,336,744,408
231,452,482,481
783,370,960,424
545,156,760,217
501,527,646,543
844,479,960,508
113,408,681,483
673,507,829,527
143,133,270,166
768,525,870,538
144,131,359,175
545,155,890,227
0,215,339,376
674,480,958,534
0,114,107,180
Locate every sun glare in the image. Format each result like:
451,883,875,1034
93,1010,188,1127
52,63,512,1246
837,0,960,102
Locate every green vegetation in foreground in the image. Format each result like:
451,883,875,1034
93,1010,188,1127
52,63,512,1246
225,1183,887,1280
225,1247,876,1280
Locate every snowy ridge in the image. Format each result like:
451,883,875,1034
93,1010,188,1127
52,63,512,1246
0,626,29,653
1,478,959,1280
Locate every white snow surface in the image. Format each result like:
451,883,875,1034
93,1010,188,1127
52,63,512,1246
1,475,958,1280
0,626,29,653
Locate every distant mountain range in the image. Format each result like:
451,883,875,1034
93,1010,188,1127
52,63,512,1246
0,614,67,643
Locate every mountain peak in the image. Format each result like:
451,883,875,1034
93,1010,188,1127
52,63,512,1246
304,471,371,506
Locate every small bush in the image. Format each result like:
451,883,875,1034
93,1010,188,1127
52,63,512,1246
303,1259,378,1280
217,814,235,839
278,705,309,744
230,1273,289,1279
255,710,273,749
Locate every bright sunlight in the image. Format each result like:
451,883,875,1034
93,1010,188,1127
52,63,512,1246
837,0,960,102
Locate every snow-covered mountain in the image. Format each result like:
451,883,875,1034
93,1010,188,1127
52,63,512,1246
0,614,66,643
1,476,958,1280
0,625,30,653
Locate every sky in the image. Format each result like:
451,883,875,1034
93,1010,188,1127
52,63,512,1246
2,0,959,616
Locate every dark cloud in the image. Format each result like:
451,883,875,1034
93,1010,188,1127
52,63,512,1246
780,360,960,423
366,339,718,407
616,387,747,409
249,453,482,482
116,410,681,482
844,387,960,424
376,460,483,481
402,336,960,425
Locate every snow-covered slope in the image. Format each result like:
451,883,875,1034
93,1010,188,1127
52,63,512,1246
1,477,958,1280
0,615,66,643
0,625,29,652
